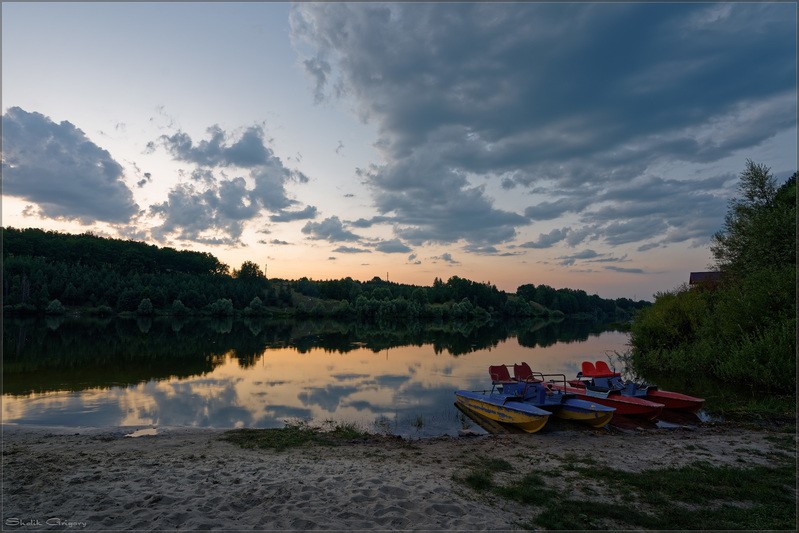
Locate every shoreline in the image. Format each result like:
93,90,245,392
2,422,794,531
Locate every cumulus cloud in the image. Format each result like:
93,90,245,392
302,216,361,242
333,246,371,254
290,2,796,252
556,249,604,267
1,107,138,223
432,252,460,265
520,228,572,249
374,239,412,254
150,181,252,245
160,125,273,168
269,205,318,222
149,123,312,245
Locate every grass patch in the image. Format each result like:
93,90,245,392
495,472,556,505
462,469,494,491
455,458,797,530
480,456,514,472
221,421,368,452
765,433,798,453
560,451,599,470
453,456,515,492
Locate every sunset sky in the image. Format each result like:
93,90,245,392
2,2,796,299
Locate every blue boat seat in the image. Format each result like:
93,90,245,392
489,365,515,384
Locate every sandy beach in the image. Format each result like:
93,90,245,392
1,422,792,531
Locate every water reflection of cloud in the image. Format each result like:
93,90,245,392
330,373,370,381
3,332,631,433
297,385,360,412
373,374,411,387
264,405,314,422
4,391,125,427
123,379,253,427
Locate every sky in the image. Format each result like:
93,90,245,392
1,2,796,300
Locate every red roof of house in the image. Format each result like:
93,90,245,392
689,271,721,284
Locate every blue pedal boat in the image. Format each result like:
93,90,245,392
499,363,615,428
455,369,551,433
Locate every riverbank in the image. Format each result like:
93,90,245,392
2,422,795,531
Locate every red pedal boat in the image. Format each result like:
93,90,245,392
567,361,705,414
548,381,664,420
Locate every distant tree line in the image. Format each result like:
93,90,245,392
2,227,648,322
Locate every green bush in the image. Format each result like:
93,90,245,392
45,299,66,315
136,298,154,316
208,298,234,316
171,299,190,316
630,163,795,394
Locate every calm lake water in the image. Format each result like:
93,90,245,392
3,317,630,437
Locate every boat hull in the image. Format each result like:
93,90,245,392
646,389,704,412
455,391,550,433
550,383,664,420
552,398,615,428
454,402,527,434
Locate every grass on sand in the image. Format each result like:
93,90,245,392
452,439,797,530
221,420,368,452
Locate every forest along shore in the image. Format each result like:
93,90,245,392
2,423,795,530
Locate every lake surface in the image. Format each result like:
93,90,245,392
2,317,630,437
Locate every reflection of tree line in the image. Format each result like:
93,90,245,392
3,317,622,395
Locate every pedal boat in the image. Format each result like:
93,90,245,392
499,363,615,428
546,361,664,420
454,377,551,433
569,361,705,413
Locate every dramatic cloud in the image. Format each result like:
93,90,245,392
150,124,312,245
556,249,605,267
432,253,460,265
150,181,253,245
290,3,796,252
374,239,412,254
1,107,138,223
332,246,371,254
269,205,318,222
160,125,272,168
301,216,361,242
520,228,572,249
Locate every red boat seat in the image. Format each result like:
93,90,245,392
594,360,621,377
488,365,515,384
513,362,540,382
581,361,598,377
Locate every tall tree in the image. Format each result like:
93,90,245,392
711,160,797,279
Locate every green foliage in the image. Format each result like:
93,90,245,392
516,283,648,320
95,305,114,316
136,298,154,316
243,296,270,316
2,227,229,275
45,299,65,315
234,261,266,281
631,162,796,393
711,162,796,279
208,298,234,316
171,299,190,316
3,226,646,322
